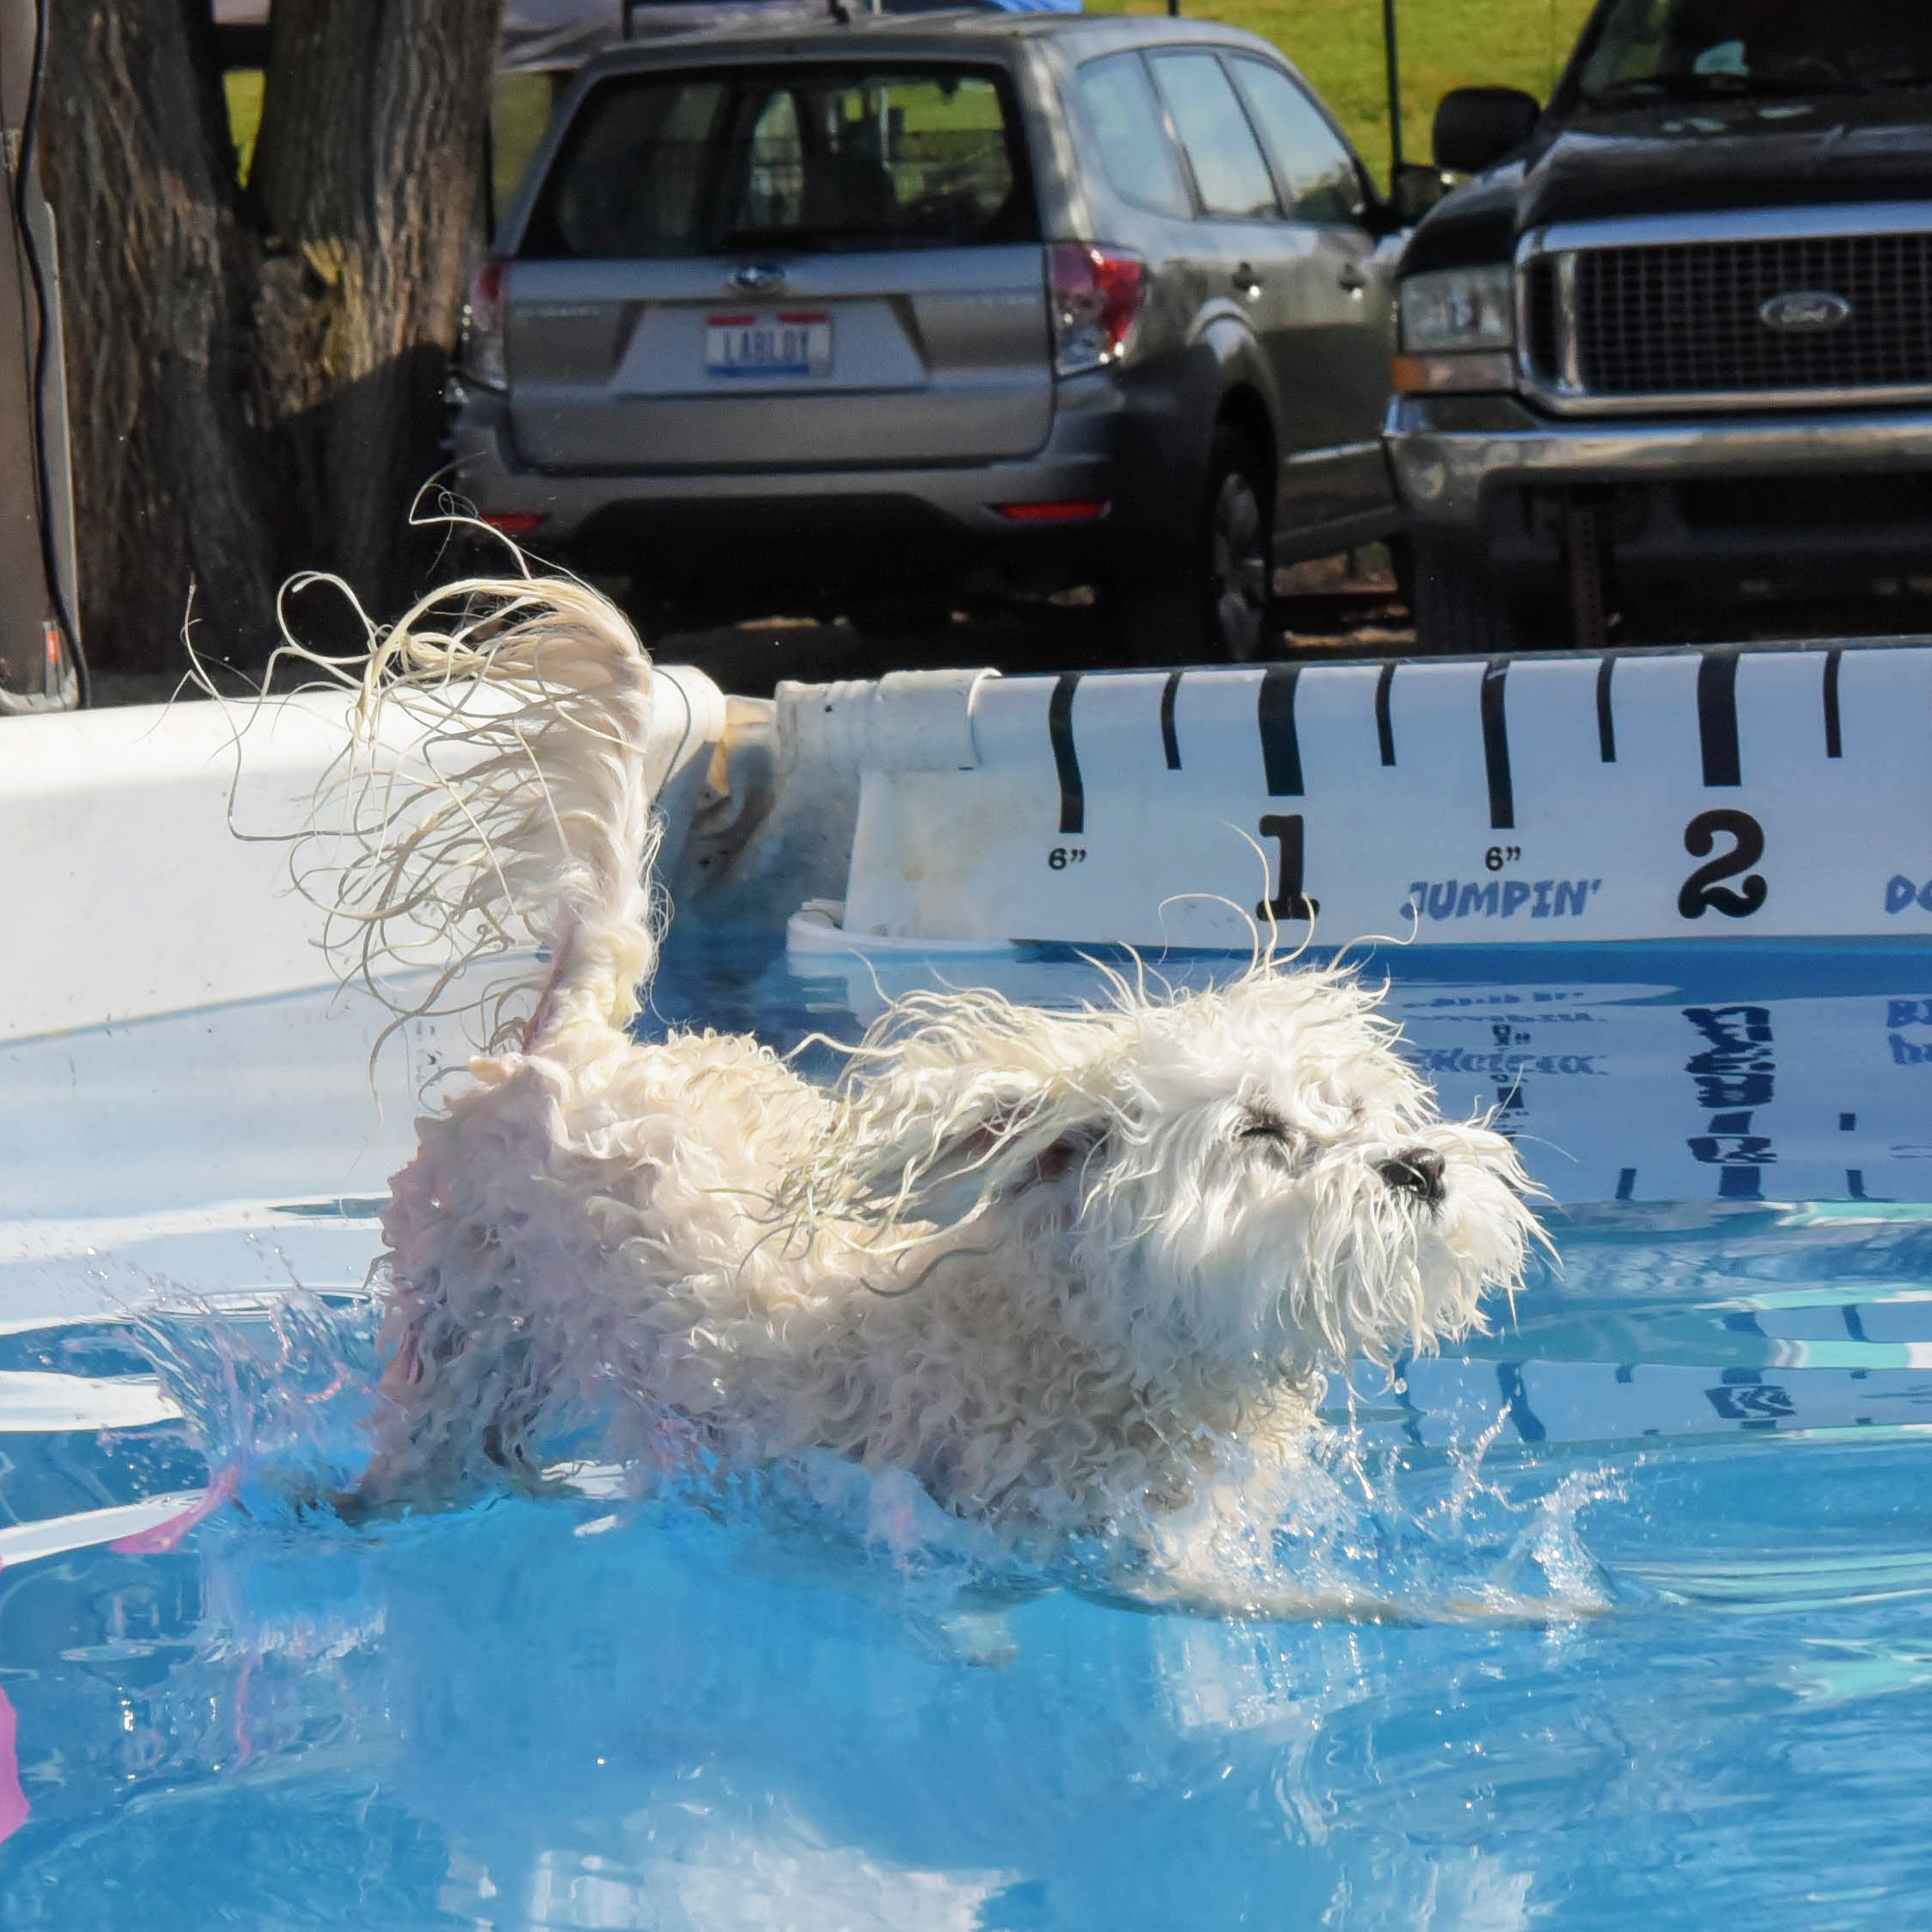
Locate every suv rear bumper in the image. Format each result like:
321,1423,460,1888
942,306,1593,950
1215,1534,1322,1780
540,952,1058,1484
1385,393,1932,596
453,378,1138,614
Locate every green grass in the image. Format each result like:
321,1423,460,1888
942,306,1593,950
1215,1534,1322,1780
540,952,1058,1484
220,63,561,216
1089,0,1597,182
492,71,565,223
225,69,264,183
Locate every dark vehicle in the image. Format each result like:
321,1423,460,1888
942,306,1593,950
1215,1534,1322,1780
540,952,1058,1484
1385,0,1932,651
455,11,1427,658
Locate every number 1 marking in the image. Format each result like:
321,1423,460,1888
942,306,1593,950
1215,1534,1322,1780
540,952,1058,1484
1257,814,1319,922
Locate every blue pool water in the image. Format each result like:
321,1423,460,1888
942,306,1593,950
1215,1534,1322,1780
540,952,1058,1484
5,937,1932,1928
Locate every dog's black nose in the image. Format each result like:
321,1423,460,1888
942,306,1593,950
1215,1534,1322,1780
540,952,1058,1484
1378,1148,1446,1204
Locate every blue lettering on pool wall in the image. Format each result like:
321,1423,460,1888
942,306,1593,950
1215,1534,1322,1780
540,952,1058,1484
1893,1033,1932,1066
1405,879,1602,921
1706,1381,1795,1424
1885,876,1932,914
1887,1000,1932,1029
1413,1048,1605,1077
1684,1006,1774,1199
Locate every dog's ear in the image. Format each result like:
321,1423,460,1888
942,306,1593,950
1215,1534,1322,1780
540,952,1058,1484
800,992,1122,1231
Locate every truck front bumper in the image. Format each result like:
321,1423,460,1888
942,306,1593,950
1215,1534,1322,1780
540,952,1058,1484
1385,393,1932,527
1384,393,1932,599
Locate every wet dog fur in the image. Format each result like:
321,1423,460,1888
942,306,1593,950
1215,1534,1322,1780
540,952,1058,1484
334,578,1541,1538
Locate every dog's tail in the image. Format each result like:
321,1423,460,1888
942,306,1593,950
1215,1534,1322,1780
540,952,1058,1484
322,573,659,1053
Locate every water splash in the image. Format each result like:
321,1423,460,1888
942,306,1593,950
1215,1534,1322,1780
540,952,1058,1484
1062,1413,1619,1627
122,1285,1620,1632
129,1287,381,1528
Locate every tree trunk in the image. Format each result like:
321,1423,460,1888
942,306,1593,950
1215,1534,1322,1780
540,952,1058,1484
251,0,501,622
39,0,504,676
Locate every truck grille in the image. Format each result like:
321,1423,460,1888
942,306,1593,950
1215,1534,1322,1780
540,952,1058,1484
1523,230,1932,406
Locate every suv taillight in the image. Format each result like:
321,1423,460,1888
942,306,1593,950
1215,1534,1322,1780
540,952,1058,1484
460,259,508,390
1050,242,1147,375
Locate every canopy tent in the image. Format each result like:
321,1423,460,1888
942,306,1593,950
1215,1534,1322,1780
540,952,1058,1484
216,0,1081,73
501,0,1082,71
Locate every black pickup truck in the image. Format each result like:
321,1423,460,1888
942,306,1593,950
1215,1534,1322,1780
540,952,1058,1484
1384,0,1932,652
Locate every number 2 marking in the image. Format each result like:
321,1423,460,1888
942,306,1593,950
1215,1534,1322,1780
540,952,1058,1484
1678,808,1767,920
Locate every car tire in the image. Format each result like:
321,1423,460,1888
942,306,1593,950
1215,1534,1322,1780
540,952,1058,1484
1124,425,1273,665
1409,536,1520,654
1201,428,1273,662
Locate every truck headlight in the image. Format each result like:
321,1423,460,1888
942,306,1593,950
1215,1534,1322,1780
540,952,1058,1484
1399,264,1514,351
1394,264,1516,393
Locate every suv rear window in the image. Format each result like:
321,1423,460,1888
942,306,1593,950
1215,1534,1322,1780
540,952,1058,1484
522,65,1037,257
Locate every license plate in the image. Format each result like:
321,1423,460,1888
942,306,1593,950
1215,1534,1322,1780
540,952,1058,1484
704,311,833,379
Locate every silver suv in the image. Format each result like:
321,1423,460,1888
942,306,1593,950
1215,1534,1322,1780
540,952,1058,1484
455,11,1412,659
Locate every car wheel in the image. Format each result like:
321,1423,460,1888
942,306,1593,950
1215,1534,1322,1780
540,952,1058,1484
1409,536,1520,654
1202,429,1272,661
1122,426,1273,665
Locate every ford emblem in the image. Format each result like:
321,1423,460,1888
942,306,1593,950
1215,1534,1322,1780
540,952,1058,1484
729,263,787,294
1758,290,1853,332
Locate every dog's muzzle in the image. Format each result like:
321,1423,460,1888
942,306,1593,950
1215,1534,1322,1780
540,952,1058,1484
1378,1148,1446,1205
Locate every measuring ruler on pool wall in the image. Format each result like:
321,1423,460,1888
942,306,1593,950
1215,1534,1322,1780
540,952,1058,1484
836,641,1932,947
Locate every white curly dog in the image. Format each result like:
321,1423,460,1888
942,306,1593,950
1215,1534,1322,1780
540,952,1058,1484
332,576,1540,1539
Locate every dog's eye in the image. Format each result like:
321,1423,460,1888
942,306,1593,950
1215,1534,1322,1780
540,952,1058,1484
1237,1110,1295,1149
